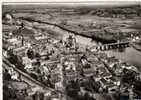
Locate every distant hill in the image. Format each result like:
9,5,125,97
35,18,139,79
2,2,140,11
3,3,141,18
76,5,141,17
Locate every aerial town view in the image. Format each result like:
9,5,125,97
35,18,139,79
2,2,141,100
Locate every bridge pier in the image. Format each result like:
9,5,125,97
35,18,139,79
116,45,119,48
105,46,109,50
119,44,123,48
103,46,107,50
125,44,129,47
101,46,105,51
100,46,103,51
109,45,113,50
99,46,101,50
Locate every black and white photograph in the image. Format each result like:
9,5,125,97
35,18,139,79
2,1,141,100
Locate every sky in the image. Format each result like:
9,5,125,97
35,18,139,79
3,0,140,6
2,1,140,10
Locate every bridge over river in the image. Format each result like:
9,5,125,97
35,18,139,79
90,41,131,51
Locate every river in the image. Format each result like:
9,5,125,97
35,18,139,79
104,47,141,71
